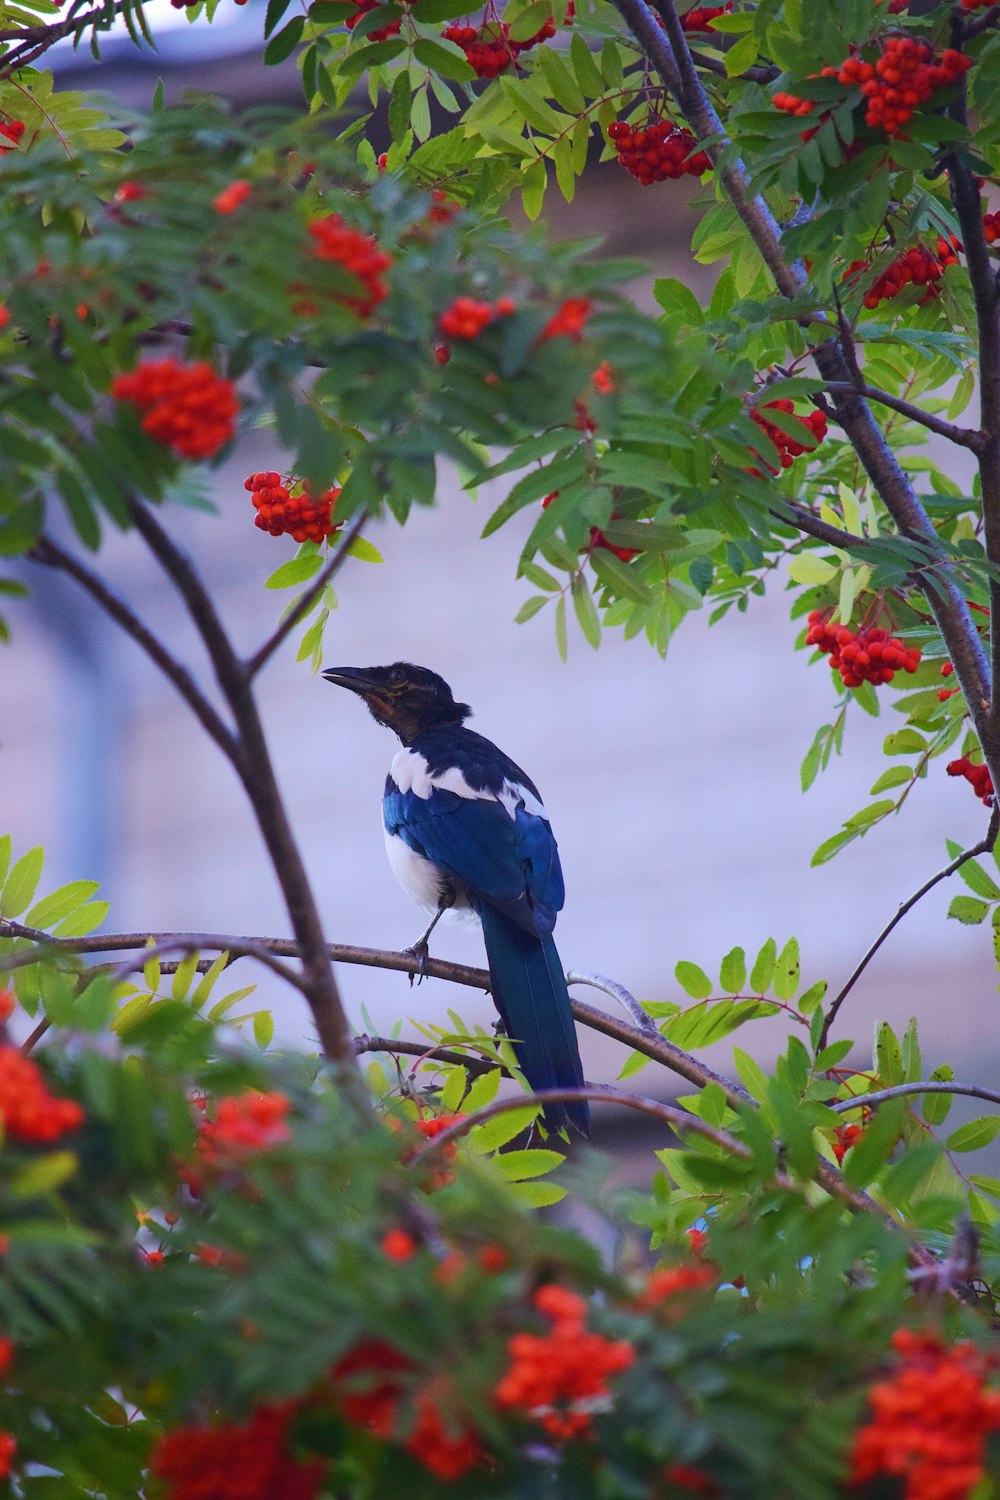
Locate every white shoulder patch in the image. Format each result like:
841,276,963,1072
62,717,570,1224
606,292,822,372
389,748,548,822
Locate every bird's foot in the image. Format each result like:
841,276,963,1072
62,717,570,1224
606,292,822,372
403,939,430,987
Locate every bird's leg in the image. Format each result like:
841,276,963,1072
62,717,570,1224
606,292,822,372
403,903,448,985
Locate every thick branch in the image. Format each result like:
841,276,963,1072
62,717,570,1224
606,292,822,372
29,536,240,765
126,501,356,1071
246,514,368,678
819,808,999,1048
625,0,993,764
821,382,984,453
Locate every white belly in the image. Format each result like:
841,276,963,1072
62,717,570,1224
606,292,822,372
384,829,480,927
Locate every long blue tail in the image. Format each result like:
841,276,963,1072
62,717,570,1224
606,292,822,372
477,905,589,1137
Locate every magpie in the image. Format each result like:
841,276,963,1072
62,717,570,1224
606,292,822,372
322,662,589,1136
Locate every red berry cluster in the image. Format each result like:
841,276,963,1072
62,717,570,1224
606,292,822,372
111,359,239,461
947,756,994,806
542,492,639,561
494,1284,635,1441
961,0,992,9
592,359,615,394
307,214,393,316
805,611,921,689
832,1121,865,1163
776,39,971,139
633,1262,716,1311
442,16,555,77
245,472,343,544
0,1046,84,1143
845,38,970,136
540,296,593,341
181,1091,291,1196
845,235,962,308
850,1330,1000,1500
606,120,710,183
345,0,404,42
747,399,828,477
153,1402,323,1500
0,118,24,150
680,4,731,28
331,1340,484,1478
0,1434,14,1483
438,294,515,339
213,179,251,214
984,212,1000,245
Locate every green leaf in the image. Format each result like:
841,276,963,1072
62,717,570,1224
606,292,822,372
773,937,800,1001
749,937,776,994
25,880,99,930
491,1147,563,1181
674,960,713,1000
413,37,477,81
171,951,201,1001
869,766,913,794
554,594,567,661
265,555,324,590
515,595,549,624
0,835,10,891
922,1066,953,1126
467,1103,540,1152
787,554,837,586
1,846,45,919
719,946,746,994
946,1115,1000,1152
462,1068,502,1112
346,535,384,563
883,728,928,756
955,858,1000,901
253,1011,275,1049
733,1047,768,1104
725,29,758,74
263,14,305,64
11,1151,79,1198
52,902,108,938
948,895,989,925
571,573,600,649
507,1179,567,1207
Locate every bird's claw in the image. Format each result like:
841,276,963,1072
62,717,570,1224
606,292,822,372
403,939,430,987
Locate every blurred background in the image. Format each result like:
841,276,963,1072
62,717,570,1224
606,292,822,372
3,13,995,1159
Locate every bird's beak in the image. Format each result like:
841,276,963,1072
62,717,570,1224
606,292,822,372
322,666,380,696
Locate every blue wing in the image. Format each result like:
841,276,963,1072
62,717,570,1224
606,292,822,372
383,783,564,938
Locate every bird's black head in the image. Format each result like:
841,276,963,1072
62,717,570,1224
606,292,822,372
322,662,472,744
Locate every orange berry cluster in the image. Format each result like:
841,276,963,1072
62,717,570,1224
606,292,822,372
606,120,711,184
850,1329,1000,1500
984,212,1000,244
747,399,828,477
832,1121,865,1163
633,1262,716,1312
680,4,731,28
540,296,593,341
0,989,13,1023
947,756,994,806
542,492,640,561
0,1045,84,1143
331,1340,483,1479
111,359,239,461
845,235,961,308
0,118,24,149
153,1402,323,1500
805,611,921,688
494,1284,635,1441
438,294,515,339
442,17,553,76
307,214,393,317
245,472,343,544
592,359,615,394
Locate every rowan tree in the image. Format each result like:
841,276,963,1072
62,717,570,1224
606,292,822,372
3,0,1000,1496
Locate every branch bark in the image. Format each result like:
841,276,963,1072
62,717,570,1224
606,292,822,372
122,501,358,1073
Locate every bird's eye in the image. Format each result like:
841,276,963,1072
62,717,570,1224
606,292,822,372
387,667,405,685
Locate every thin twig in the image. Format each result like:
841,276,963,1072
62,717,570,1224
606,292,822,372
106,937,311,994
686,45,777,84
566,970,659,1036
246,513,368,678
352,1034,502,1076
821,382,984,453
819,808,1000,1049
771,502,866,551
29,536,240,766
833,1081,1000,1113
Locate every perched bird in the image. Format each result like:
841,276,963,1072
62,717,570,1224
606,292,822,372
323,662,589,1136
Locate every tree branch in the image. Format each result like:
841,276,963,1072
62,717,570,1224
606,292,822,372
352,1033,502,1076
0,0,133,75
623,0,993,772
771,502,865,551
29,535,240,766
126,500,357,1072
565,969,659,1036
821,382,984,453
246,513,368,679
833,1080,1000,1113
819,807,999,1049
